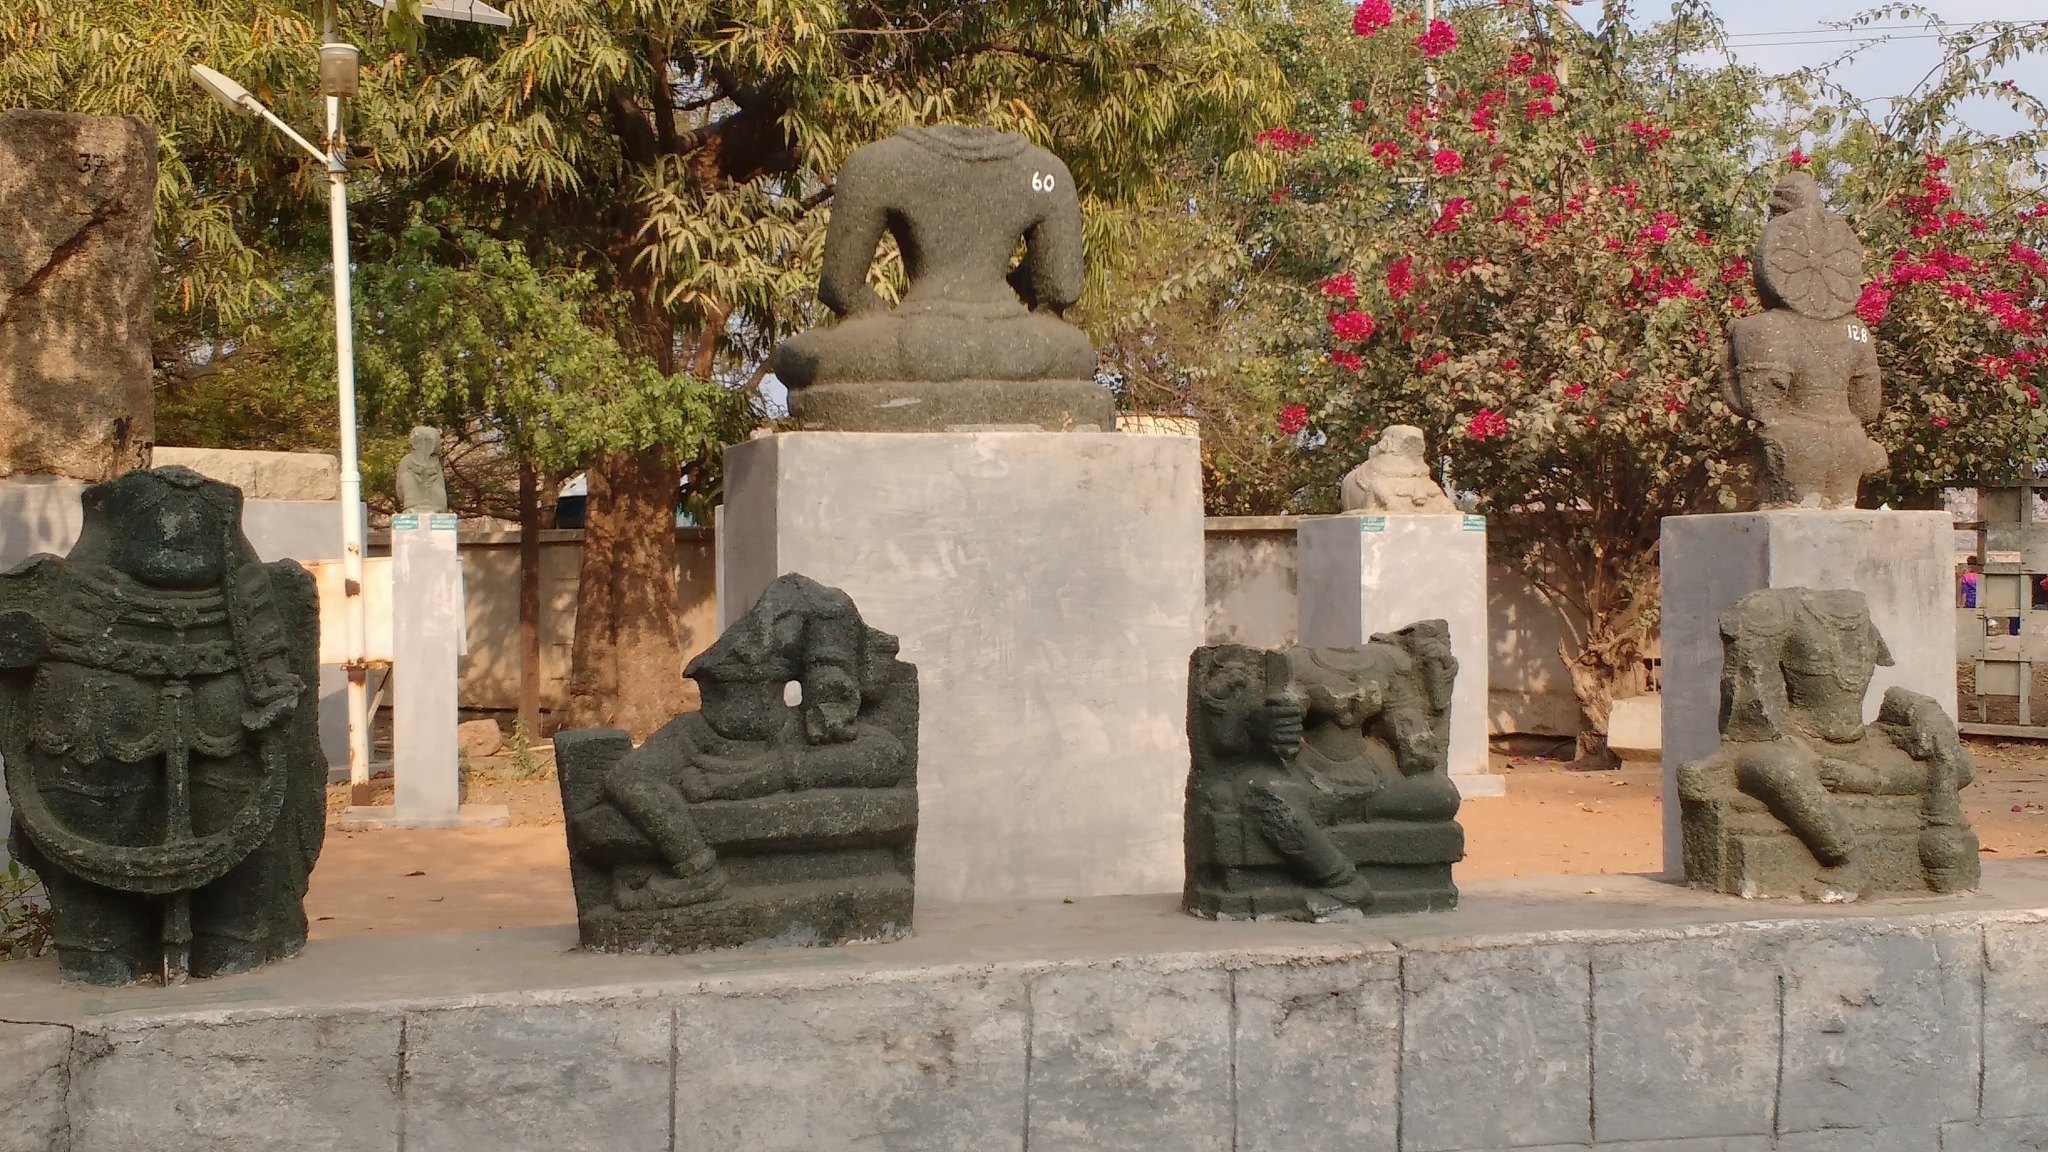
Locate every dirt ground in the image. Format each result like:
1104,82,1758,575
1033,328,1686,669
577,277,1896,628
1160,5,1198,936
305,738,2048,939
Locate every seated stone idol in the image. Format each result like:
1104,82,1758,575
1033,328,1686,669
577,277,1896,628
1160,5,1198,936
1722,172,1889,508
0,466,324,985
555,573,917,951
1184,622,1464,920
770,123,1114,431
1340,425,1456,514
1678,588,1978,900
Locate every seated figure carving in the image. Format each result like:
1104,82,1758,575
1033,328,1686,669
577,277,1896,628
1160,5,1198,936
555,573,917,952
1339,425,1457,514
1184,621,1464,920
769,123,1113,431
1678,587,1978,900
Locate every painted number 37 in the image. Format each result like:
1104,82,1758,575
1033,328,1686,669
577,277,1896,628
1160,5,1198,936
1030,171,1057,192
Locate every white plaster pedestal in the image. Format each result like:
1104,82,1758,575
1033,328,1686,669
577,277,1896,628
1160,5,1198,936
1658,509,1955,871
1296,513,1502,797
720,431,1205,903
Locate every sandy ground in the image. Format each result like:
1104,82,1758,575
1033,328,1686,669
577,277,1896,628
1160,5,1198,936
305,739,2048,940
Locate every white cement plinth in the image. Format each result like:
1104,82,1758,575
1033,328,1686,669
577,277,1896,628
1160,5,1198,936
1659,510,1956,871
390,515,464,827
721,431,1205,903
1296,514,1503,797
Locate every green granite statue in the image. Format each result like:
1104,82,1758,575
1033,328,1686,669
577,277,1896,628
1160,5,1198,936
1679,587,1978,900
1185,622,1464,920
555,573,917,951
770,124,1114,431
0,466,324,985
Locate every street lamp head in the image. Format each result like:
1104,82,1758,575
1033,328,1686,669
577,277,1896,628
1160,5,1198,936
189,64,259,117
371,0,513,27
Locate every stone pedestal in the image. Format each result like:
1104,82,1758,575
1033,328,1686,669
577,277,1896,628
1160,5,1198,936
1659,510,1956,871
720,431,1204,902
1296,514,1502,797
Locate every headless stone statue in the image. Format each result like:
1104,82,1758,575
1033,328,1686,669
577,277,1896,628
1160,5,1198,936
771,124,1114,431
1184,622,1464,920
394,426,448,513
1722,173,1888,508
0,466,324,984
1678,587,1978,900
1340,425,1456,514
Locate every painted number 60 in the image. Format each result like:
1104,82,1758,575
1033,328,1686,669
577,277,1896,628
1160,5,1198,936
1031,171,1056,192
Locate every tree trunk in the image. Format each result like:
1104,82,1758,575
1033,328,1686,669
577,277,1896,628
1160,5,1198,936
518,463,543,740
1561,568,1658,768
564,449,685,739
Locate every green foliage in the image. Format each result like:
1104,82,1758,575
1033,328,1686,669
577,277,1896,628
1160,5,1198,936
1,860,55,962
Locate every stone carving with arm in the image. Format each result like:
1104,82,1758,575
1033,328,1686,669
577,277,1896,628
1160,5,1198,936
1339,425,1458,514
394,425,449,513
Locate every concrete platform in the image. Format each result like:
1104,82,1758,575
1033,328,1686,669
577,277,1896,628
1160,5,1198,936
5,863,2046,1151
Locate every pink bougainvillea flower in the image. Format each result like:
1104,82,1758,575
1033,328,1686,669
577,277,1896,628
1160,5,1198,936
1432,148,1465,176
1385,254,1416,299
1466,408,1508,439
1527,73,1558,96
1854,284,1891,326
1319,272,1358,299
1414,18,1457,57
1330,349,1364,372
1430,197,1470,235
1369,140,1401,167
1524,98,1555,119
1349,99,1367,113
1501,357,1519,371
1506,50,1534,75
1277,403,1309,435
1352,0,1393,36
1562,382,1585,398
1255,126,1312,154
1328,309,1377,342
1930,415,1950,427
1661,391,1686,413
1787,148,1810,167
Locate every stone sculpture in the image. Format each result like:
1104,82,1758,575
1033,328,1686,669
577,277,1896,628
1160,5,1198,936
1339,425,1457,514
1722,172,1888,509
1184,622,1464,920
394,426,449,513
770,124,1113,431
555,573,917,951
0,466,324,985
1678,587,1978,900
0,110,156,481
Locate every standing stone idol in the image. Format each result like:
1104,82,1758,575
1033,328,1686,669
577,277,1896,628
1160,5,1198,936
1678,587,1978,900
1184,622,1464,920
0,467,324,984
1339,425,1457,514
555,573,918,951
394,426,449,513
1722,172,1888,508
770,124,1113,431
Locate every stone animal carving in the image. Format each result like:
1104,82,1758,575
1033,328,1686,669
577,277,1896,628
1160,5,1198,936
1339,425,1456,514
394,425,448,513
1678,587,1978,900
1722,172,1888,508
0,466,323,985
1185,622,1464,920
555,573,917,951
769,124,1113,431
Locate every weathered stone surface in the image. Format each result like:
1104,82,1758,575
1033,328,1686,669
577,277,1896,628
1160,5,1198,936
456,717,504,760
556,573,917,952
1401,943,1592,1152
1678,587,1978,900
1773,1128,1942,1152
401,1001,670,1152
672,972,1028,1151
1026,966,1232,1152
0,110,155,482
1184,632,1464,920
1234,957,1400,1152
1722,172,1886,509
771,124,1112,431
70,1013,399,1152
1,466,327,984
1339,425,1456,514
1592,933,1778,1142
1777,923,1980,1138
0,1020,71,1152
395,426,449,512
1940,1117,2048,1152
152,447,339,502
1983,917,2048,1119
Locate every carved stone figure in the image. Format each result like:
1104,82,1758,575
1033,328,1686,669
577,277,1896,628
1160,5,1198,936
1340,425,1456,514
0,466,324,985
770,124,1114,431
1185,622,1464,920
555,573,917,951
1678,587,1978,900
1722,173,1888,508
394,426,448,513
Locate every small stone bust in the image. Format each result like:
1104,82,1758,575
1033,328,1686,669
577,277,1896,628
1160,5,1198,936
394,426,448,513
1339,425,1457,514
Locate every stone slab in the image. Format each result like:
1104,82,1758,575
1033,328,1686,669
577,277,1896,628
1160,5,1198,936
1233,956,1400,1152
152,446,340,501
0,1020,71,1152
1606,692,1661,762
1986,915,2048,1119
1297,514,1501,796
1659,510,1956,870
392,520,464,826
1941,1117,2048,1152
720,431,1204,903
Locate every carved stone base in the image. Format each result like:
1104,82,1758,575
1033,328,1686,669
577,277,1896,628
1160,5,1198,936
785,378,1114,432
1682,791,1979,901
1184,816,1463,920
574,873,915,953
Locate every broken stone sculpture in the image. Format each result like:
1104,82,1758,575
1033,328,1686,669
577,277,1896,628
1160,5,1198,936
1722,172,1888,509
1678,587,1978,900
1339,425,1457,514
1185,622,1464,920
555,572,917,951
394,426,449,513
0,466,325,985
0,110,156,481
770,124,1113,431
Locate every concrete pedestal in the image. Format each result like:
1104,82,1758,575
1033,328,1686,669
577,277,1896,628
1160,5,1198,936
1296,514,1503,797
1659,510,1956,871
721,431,1204,903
